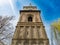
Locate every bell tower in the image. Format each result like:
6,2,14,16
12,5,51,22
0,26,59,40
11,4,49,45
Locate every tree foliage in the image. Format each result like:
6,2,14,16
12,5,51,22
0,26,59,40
51,19,60,45
51,19,60,31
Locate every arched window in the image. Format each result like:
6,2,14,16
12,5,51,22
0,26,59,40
28,16,32,22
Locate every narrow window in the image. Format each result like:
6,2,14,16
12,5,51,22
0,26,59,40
28,16,32,22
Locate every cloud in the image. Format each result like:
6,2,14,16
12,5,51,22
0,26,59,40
0,0,18,16
8,0,17,15
0,0,9,6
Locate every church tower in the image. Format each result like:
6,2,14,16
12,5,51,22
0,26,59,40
11,4,49,45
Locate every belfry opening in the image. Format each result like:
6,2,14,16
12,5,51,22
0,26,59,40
28,16,32,22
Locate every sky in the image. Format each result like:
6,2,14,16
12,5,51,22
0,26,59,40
0,0,60,45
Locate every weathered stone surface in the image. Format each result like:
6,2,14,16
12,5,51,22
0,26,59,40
11,5,49,45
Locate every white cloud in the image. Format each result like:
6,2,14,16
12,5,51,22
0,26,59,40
0,0,9,6
0,0,18,16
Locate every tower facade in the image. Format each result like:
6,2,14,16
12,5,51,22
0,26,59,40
11,4,49,45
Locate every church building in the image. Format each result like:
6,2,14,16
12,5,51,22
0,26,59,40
11,4,49,45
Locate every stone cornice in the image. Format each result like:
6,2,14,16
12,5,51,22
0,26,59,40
12,38,49,40
20,10,41,13
16,22,43,26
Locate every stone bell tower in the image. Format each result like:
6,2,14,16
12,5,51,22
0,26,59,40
11,4,49,45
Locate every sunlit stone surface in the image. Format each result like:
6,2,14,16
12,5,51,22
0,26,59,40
11,4,49,45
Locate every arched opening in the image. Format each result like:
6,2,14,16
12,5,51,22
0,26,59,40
28,16,32,22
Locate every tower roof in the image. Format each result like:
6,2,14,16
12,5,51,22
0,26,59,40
23,3,37,10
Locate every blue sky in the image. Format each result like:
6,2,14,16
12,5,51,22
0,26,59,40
0,0,60,45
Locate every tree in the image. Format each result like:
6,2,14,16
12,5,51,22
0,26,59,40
51,19,60,45
0,16,14,45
